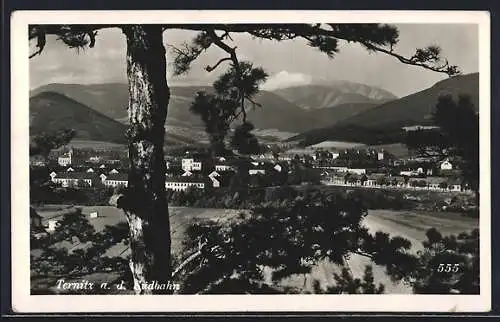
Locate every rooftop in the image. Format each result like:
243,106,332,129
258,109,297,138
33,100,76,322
165,176,208,183
104,173,128,181
52,172,97,179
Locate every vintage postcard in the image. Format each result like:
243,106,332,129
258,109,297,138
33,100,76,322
11,10,490,312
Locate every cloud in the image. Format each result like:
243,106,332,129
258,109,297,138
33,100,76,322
261,71,313,90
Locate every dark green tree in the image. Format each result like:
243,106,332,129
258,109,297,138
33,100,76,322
316,265,385,294
404,95,479,202
230,122,261,156
29,129,76,161
407,228,479,294
190,62,268,156
190,91,236,156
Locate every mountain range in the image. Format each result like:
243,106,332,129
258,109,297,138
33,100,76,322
29,73,478,147
273,82,396,110
30,80,396,143
289,72,479,145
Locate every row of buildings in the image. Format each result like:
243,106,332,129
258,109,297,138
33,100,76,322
49,155,288,191
50,169,219,191
323,171,464,192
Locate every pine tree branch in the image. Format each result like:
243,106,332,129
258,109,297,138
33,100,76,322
171,249,203,278
206,57,233,72
171,239,208,278
31,23,460,76
206,29,249,122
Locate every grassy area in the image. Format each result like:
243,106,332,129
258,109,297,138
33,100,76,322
34,205,242,255
32,205,478,294
365,209,478,252
57,139,126,150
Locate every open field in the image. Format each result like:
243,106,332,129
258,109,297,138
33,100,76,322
55,139,126,151
35,205,242,256
32,205,478,294
363,209,478,252
277,209,478,294
369,143,411,158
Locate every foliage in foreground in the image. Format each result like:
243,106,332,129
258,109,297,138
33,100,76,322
177,187,479,294
30,187,479,295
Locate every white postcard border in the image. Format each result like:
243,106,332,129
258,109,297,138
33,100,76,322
11,10,491,313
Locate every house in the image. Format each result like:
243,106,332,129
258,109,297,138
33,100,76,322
99,164,106,169
365,173,387,187
209,171,220,178
277,155,292,162
215,164,234,172
181,158,202,172
347,168,366,175
208,176,221,188
317,166,349,173
446,178,462,192
182,170,193,177
50,171,95,187
440,159,453,170
320,170,330,177
400,170,418,177
47,219,60,232
209,171,233,188
58,148,73,166
30,155,46,167
109,168,119,174
421,176,448,190
165,176,206,191
249,165,266,175
328,176,345,185
86,168,95,173
89,156,101,163
273,164,283,172
388,176,408,188
101,173,128,188
66,167,75,172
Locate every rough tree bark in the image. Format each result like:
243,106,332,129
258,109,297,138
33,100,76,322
121,25,172,294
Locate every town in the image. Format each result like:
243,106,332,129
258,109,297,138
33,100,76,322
33,134,470,195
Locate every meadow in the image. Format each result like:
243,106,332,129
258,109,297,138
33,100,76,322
32,205,478,294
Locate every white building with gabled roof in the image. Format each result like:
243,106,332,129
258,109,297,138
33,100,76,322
58,148,73,167
182,158,202,171
440,159,453,170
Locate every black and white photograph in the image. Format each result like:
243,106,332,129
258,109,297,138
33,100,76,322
11,10,490,312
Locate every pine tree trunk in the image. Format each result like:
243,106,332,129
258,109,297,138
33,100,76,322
122,25,171,294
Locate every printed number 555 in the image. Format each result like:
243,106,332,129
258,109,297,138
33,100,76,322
437,264,459,273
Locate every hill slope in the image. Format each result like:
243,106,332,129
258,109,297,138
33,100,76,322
29,91,201,146
31,83,319,133
336,73,479,128
30,91,128,144
290,73,479,146
304,102,384,128
273,82,397,110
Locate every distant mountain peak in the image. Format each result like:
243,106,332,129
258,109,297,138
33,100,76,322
273,81,397,111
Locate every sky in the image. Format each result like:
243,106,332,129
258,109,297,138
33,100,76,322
29,24,479,97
